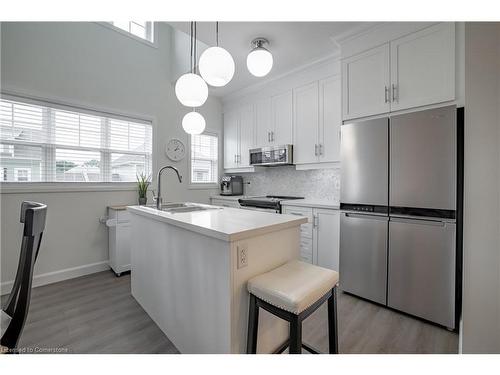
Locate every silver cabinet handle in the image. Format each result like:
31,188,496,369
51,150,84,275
314,144,318,156
392,84,398,102
319,144,323,155
267,132,270,142
384,86,390,103
271,131,274,142
313,214,319,228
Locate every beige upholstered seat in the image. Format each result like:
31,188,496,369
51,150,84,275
247,260,339,314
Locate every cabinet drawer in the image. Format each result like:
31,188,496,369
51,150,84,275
300,236,312,252
282,206,313,238
300,250,313,264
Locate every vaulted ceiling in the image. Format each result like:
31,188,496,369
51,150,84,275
168,22,378,98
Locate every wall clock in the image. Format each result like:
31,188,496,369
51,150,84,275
165,139,186,161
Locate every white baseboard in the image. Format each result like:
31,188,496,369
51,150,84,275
1,260,110,296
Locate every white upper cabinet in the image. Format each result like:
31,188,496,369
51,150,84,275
271,90,293,145
223,105,255,170
390,22,455,111
342,44,391,120
293,81,319,165
293,76,341,166
319,76,341,163
223,110,239,169
341,22,456,120
239,104,255,167
255,98,272,147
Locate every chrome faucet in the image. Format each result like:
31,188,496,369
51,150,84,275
155,166,182,209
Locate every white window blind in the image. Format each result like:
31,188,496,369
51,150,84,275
0,96,152,183
109,21,154,43
190,133,218,185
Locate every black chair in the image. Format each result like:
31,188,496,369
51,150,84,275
1,201,47,353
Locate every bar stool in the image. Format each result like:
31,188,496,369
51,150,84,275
246,260,339,354
1,201,47,353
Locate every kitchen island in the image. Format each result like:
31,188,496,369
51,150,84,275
127,204,307,354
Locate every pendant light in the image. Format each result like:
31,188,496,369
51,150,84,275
182,110,206,135
199,22,235,87
175,22,208,107
246,38,273,77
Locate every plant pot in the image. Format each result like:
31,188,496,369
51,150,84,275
138,197,147,206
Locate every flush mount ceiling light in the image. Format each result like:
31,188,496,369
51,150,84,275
175,22,208,107
199,22,235,87
246,38,273,78
182,110,206,135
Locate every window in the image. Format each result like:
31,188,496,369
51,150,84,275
0,96,152,183
190,133,218,186
108,21,154,43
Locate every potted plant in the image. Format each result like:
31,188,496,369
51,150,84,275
137,173,151,205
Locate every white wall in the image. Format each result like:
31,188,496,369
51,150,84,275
461,22,500,353
0,22,223,292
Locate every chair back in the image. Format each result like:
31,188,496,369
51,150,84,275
1,201,47,350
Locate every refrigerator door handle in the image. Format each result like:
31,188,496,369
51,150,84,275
390,216,448,226
344,212,389,221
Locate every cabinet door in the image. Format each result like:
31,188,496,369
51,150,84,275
255,98,272,147
282,206,314,264
390,23,455,112
239,104,255,167
271,90,293,145
314,209,340,271
319,76,341,163
342,44,390,120
293,81,319,164
223,110,239,169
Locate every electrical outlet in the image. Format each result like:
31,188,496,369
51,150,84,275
237,244,248,269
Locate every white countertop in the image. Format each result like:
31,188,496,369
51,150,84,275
127,204,307,242
281,199,340,210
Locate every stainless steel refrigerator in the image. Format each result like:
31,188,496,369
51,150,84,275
339,105,462,330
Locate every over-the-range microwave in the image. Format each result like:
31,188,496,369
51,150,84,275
249,145,293,166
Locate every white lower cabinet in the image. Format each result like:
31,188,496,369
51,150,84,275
282,205,340,271
313,208,340,271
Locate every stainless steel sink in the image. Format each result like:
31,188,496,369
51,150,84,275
148,202,220,213
164,206,213,213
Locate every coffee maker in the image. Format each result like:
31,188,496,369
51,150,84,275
220,176,244,196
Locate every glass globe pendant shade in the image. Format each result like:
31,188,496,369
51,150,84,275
247,47,273,77
199,46,235,87
175,73,208,107
182,111,206,135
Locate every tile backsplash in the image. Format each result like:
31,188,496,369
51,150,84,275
237,166,341,203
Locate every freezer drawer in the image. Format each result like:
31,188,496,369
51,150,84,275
341,117,389,207
388,217,456,328
339,212,388,305
390,106,456,211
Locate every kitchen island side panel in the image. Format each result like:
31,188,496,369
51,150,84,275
130,212,232,353
230,226,301,353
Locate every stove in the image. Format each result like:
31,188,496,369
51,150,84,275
238,195,304,213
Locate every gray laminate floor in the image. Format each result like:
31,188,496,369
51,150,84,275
2,271,458,354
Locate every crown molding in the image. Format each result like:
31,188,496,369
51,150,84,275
329,22,386,46
221,50,340,104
